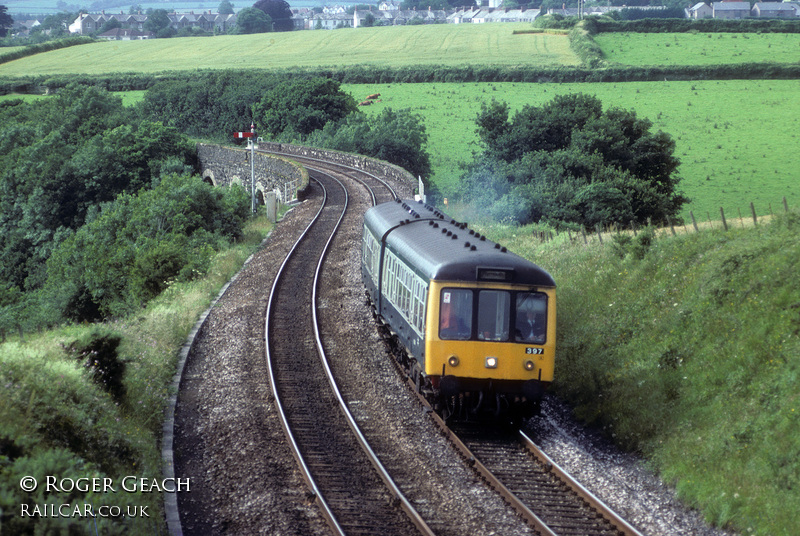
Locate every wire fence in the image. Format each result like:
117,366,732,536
536,197,795,246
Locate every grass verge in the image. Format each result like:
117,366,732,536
0,214,274,534
474,209,800,536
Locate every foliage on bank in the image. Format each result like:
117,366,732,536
0,215,273,535
0,84,251,337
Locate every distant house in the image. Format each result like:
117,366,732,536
546,5,667,17
687,2,713,19
712,2,751,19
12,19,42,37
751,2,797,18
378,1,400,11
98,28,153,40
469,8,540,24
309,12,353,29
352,7,449,27
69,11,237,35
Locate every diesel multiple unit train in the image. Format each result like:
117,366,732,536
362,199,556,421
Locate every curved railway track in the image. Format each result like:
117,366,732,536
264,169,434,536
171,150,646,536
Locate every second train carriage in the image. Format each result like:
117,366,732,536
362,199,557,421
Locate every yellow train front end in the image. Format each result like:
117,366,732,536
424,279,556,420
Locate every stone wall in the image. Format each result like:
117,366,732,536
196,143,309,204
197,141,417,204
258,142,417,196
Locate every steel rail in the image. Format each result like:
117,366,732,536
310,171,436,536
260,148,399,202
376,311,643,536
375,321,557,536
264,177,344,535
266,172,433,536
519,430,645,536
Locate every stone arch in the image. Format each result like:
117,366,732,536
201,169,216,186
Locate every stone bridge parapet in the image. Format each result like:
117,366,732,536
258,142,416,195
197,141,416,205
197,142,309,204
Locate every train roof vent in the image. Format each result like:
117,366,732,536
470,245,477,251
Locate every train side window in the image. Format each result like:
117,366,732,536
440,289,472,340
477,290,510,341
514,292,547,344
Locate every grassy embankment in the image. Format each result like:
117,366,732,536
474,209,800,536
0,216,274,535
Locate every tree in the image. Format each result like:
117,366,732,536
253,0,293,32
218,0,235,14
144,8,173,37
254,77,357,138
42,173,250,321
307,107,431,179
0,85,195,295
0,5,13,38
235,7,272,33
462,93,687,227
98,18,121,35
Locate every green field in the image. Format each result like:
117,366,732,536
0,24,576,76
343,79,800,221
595,32,800,66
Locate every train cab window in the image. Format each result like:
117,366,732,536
440,289,472,340
514,292,547,344
477,290,510,341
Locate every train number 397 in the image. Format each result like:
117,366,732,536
525,348,544,355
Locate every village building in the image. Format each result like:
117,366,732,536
687,2,714,19
68,11,237,35
751,2,798,18
711,1,752,19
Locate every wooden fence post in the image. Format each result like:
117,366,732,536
750,202,758,225
667,217,676,236
580,227,588,245
784,197,789,212
595,224,603,244
737,207,744,228
690,211,699,233
720,207,728,231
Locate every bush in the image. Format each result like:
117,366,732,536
41,174,250,322
65,331,126,402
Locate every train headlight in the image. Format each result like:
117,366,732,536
448,355,459,367
524,360,535,371
485,356,498,369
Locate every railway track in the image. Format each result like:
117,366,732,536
266,151,643,536
172,149,647,535
264,170,434,536
377,303,645,536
